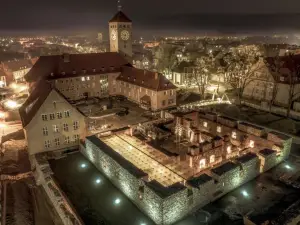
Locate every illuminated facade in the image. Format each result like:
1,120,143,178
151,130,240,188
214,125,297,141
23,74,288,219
81,111,292,225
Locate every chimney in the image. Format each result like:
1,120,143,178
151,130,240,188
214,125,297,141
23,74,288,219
63,53,70,63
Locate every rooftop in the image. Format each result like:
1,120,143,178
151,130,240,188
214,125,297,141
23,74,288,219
236,152,258,164
259,148,277,157
145,180,186,199
117,66,177,91
211,161,239,176
109,11,132,23
187,173,213,188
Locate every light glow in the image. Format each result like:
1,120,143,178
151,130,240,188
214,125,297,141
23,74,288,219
4,100,18,109
249,140,255,148
285,164,292,170
80,163,86,168
95,178,101,184
114,198,121,205
241,190,249,197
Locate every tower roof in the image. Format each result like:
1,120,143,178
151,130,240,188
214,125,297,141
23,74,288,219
109,11,132,23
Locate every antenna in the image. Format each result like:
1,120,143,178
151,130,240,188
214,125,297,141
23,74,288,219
117,0,122,11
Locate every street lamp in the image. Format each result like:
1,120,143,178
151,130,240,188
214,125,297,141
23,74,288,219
114,198,121,205
80,163,87,168
241,190,248,197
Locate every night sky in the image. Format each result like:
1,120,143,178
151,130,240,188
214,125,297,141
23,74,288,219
2,0,300,35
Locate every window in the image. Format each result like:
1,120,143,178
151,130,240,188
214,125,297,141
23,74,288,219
42,127,48,136
210,155,215,163
81,77,85,81
232,131,237,139
168,99,174,105
64,110,70,118
217,126,222,133
199,159,206,169
227,146,232,154
203,122,208,127
53,101,57,109
57,112,62,119
162,100,166,106
65,136,70,144
164,91,167,95
44,140,50,148
49,113,55,120
249,140,255,148
41,114,48,121
73,121,79,130
73,134,80,142
63,123,69,132
87,76,90,81
53,125,59,133
54,138,60,146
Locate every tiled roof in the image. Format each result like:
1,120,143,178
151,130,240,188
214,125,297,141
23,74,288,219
2,59,33,72
25,53,130,82
109,11,132,23
117,66,177,91
265,54,300,83
19,80,53,127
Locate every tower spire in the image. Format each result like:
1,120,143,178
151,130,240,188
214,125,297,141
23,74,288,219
117,0,122,11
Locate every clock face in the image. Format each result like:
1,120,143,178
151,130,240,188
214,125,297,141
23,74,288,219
121,30,130,41
111,30,117,41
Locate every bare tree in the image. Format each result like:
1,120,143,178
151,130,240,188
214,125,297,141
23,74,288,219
185,56,215,99
223,45,263,104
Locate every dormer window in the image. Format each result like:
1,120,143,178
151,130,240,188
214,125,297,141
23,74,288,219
134,78,136,82
101,67,105,72
128,76,130,80
82,69,86,74
72,70,76,75
93,68,96,72
61,72,65,75
110,66,114,71
50,72,54,76
142,80,144,84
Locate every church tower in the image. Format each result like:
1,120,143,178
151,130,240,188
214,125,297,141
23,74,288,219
109,1,133,58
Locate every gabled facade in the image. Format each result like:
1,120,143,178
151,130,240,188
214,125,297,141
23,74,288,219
19,82,86,156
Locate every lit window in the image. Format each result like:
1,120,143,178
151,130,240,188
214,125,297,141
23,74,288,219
249,140,255,148
54,138,60,146
73,134,80,142
73,121,79,130
63,123,68,131
164,91,167,95
87,76,90,81
203,122,208,127
56,112,62,119
42,127,48,136
227,146,232,154
49,113,55,120
217,126,222,133
53,125,59,133
64,110,70,118
232,131,237,139
81,77,85,81
199,159,206,169
65,136,70,144
41,114,48,121
210,155,215,163
44,140,50,148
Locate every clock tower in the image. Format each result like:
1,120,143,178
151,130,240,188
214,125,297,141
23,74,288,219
109,4,133,58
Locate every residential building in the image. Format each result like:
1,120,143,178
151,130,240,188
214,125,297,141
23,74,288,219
19,81,86,156
1,59,35,83
25,53,130,100
115,66,177,110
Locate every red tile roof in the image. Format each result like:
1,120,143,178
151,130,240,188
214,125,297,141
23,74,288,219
117,66,177,91
2,59,33,72
265,54,300,83
109,11,132,23
19,80,53,127
25,53,130,82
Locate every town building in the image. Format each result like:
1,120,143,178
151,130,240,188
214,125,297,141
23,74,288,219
1,58,35,84
115,66,177,110
19,81,86,156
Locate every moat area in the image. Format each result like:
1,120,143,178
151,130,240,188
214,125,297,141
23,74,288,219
49,152,300,225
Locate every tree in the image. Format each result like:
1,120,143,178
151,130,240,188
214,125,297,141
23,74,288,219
223,45,263,104
185,56,215,99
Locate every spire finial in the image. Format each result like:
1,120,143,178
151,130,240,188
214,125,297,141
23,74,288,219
117,0,122,11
